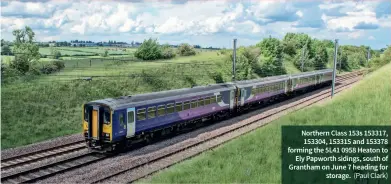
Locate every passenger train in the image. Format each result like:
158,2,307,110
83,69,333,152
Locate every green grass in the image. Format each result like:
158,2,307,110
39,51,225,81
0,51,224,149
140,63,391,183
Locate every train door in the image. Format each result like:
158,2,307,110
240,89,246,106
91,107,99,140
126,108,136,138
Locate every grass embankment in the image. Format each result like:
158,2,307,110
1,51,224,149
141,63,391,183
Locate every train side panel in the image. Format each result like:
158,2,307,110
133,89,233,134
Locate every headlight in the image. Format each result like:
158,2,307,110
103,133,110,138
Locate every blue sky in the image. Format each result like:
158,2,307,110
1,0,390,49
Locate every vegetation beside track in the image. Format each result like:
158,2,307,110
1,26,389,149
141,63,391,183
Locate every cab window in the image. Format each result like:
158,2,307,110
103,107,110,124
217,95,222,103
84,106,89,121
137,108,146,121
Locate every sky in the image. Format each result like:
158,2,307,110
1,0,390,49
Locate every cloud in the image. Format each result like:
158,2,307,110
0,0,390,50
353,22,379,30
375,1,391,18
368,36,375,40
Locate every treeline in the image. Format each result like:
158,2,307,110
208,33,388,82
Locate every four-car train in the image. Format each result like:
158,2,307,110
82,69,333,152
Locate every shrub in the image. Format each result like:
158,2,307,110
40,60,65,74
178,43,196,56
134,38,162,60
101,50,109,57
10,55,31,74
161,45,176,59
53,60,65,70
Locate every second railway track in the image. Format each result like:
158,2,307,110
1,141,87,171
1,152,106,184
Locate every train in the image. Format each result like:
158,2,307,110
82,69,333,152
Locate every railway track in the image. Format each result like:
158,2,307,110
1,141,87,171
0,70,365,184
1,153,106,184
89,72,365,183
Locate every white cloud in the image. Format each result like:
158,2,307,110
0,0,389,49
368,36,375,40
347,31,363,39
296,10,303,18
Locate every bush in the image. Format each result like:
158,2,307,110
53,60,65,70
134,38,162,60
50,47,62,59
178,43,196,56
101,50,109,57
10,55,31,74
40,60,65,74
1,64,22,84
161,45,176,59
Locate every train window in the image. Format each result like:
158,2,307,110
184,101,190,110
251,88,255,95
127,111,134,124
204,97,210,105
103,107,110,124
119,113,125,127
210,96,217,104
167,103,174,114
84,106,89,121
175,102,182,112
147,107,156,119
198,98,204,106
217,95,222,103
137,108,146,121
157,105,165,116
191,100,197,108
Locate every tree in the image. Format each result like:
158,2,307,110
1,39,12,55
134,38,162,60
11,26,40,74
178,43,196,56
50,47,62,59
161,44,176,59
312,41,328,69
256,37,286,76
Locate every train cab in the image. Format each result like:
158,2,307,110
83,102,113,152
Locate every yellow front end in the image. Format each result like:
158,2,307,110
83,104,113,151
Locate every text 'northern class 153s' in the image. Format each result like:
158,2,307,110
82,69,333,152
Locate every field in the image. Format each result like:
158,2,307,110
0,50,227,149
140,63,391,183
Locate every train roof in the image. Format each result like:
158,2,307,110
234,74,290,87
290,69,333,78
87,83,236,110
